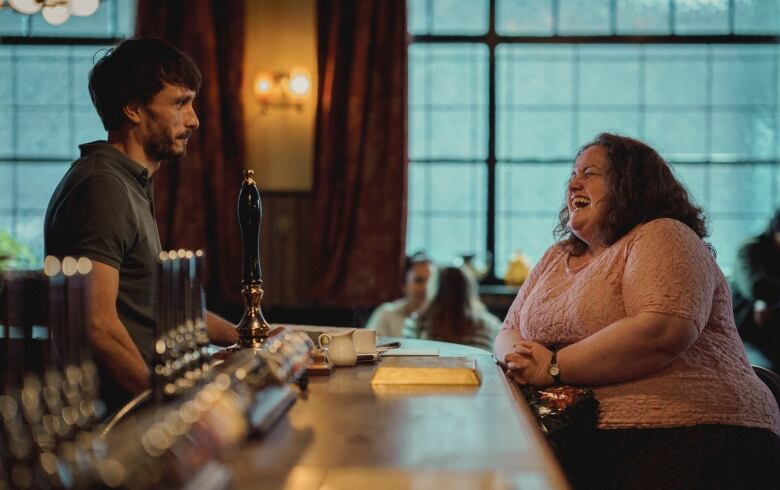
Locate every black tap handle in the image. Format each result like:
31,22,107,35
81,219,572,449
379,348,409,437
238,169,263,286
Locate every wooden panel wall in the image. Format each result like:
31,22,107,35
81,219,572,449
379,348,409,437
259,192,312,306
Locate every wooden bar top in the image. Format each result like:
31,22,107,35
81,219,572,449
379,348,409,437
225,330,569,489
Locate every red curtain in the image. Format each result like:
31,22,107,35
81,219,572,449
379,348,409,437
311,0,408,307
136,0,244,309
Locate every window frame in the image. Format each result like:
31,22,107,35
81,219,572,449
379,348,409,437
407,0,780,281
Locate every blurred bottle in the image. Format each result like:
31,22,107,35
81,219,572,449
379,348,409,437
455,252,492,282
504,250,530,286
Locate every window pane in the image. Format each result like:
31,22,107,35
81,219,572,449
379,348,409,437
578,45,642,105
407,0,488,35
2,0,134,263
74,109,107,147
500,110,575,159
0,8,26,36
645,46,709,107
672,164,707,209
711,110,777,159
497,45,575,160
616,0,671,34
710,164,774,215
674,0,729,34
496,0,554,35
0,109,11,159
409,44,488,160
496,163,569,214
406,163,486,265
15,162,68,211
410,3,780,279
710,216,770,275
18,109,72,158
408,0,430,35
0,165,12,211
645,111,709,158
558,0,612,35
713,46,776,106
13,212,45,262
577,111,641,147
16,58,70,106
497,45,574,106
734,0,780,34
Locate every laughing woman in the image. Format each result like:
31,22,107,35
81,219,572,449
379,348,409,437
495,133,780,489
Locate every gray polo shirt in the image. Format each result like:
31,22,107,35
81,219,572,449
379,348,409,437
45,141,161,383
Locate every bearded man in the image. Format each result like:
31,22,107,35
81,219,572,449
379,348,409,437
44,37,237,414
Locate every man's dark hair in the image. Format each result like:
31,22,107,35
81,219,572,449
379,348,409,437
555,132,710,257
404,251,432,274
88,37,202,131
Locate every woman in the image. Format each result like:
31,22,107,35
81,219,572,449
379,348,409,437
494,133,780,488
406,266,501,350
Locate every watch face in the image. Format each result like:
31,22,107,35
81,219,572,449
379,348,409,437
549,365,560,376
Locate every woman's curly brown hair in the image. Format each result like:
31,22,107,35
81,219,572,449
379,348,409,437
554,133,710,257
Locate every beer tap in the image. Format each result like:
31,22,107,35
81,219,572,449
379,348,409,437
236,169,270,349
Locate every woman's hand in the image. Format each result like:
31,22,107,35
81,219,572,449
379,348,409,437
504,340,555,387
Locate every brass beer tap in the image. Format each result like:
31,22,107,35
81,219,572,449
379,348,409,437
236,169,270,348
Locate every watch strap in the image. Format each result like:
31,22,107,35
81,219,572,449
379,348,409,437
549,350,562,385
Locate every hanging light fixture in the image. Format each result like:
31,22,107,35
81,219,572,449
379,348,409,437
2,0,101,25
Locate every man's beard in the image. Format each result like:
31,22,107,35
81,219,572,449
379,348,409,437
144,120,189,161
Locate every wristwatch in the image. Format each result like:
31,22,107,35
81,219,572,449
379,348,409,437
548,350,561,385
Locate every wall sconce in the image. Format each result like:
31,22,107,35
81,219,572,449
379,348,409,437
253,68,312,114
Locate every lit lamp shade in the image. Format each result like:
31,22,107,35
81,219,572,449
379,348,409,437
42,4,70,25
8,0,42,14
287,68,311,100
253,71,274,101
70,0,100,16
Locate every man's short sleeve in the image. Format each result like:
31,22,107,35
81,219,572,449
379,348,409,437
48,173,136,269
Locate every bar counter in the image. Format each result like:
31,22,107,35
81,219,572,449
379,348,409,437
224,331,569,489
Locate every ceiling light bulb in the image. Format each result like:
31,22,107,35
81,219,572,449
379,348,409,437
9,0,42,15
42,4,70,25
70,0,99,16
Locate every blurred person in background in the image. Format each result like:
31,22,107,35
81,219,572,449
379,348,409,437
404,266,501,350
366,252,435,337
731,208,780,370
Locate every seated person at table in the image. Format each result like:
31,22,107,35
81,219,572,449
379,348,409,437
731,208,780,370
365,252,434,337
494,133,780,489
404,266,501,351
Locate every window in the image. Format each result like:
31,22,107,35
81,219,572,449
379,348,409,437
0,0,136,264
407,0,780,277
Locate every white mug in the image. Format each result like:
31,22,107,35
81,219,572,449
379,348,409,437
353,329,377,354
318,329,357,367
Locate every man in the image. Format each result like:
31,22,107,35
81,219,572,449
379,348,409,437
365,252,435,337
44,37,238,414
731,208,780,370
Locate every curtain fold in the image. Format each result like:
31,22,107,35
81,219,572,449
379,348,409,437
136,0,245,310
311,0,408,307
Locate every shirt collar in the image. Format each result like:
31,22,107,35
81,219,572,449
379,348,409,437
78,141,152,188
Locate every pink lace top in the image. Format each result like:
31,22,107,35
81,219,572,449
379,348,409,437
504,218,780,435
